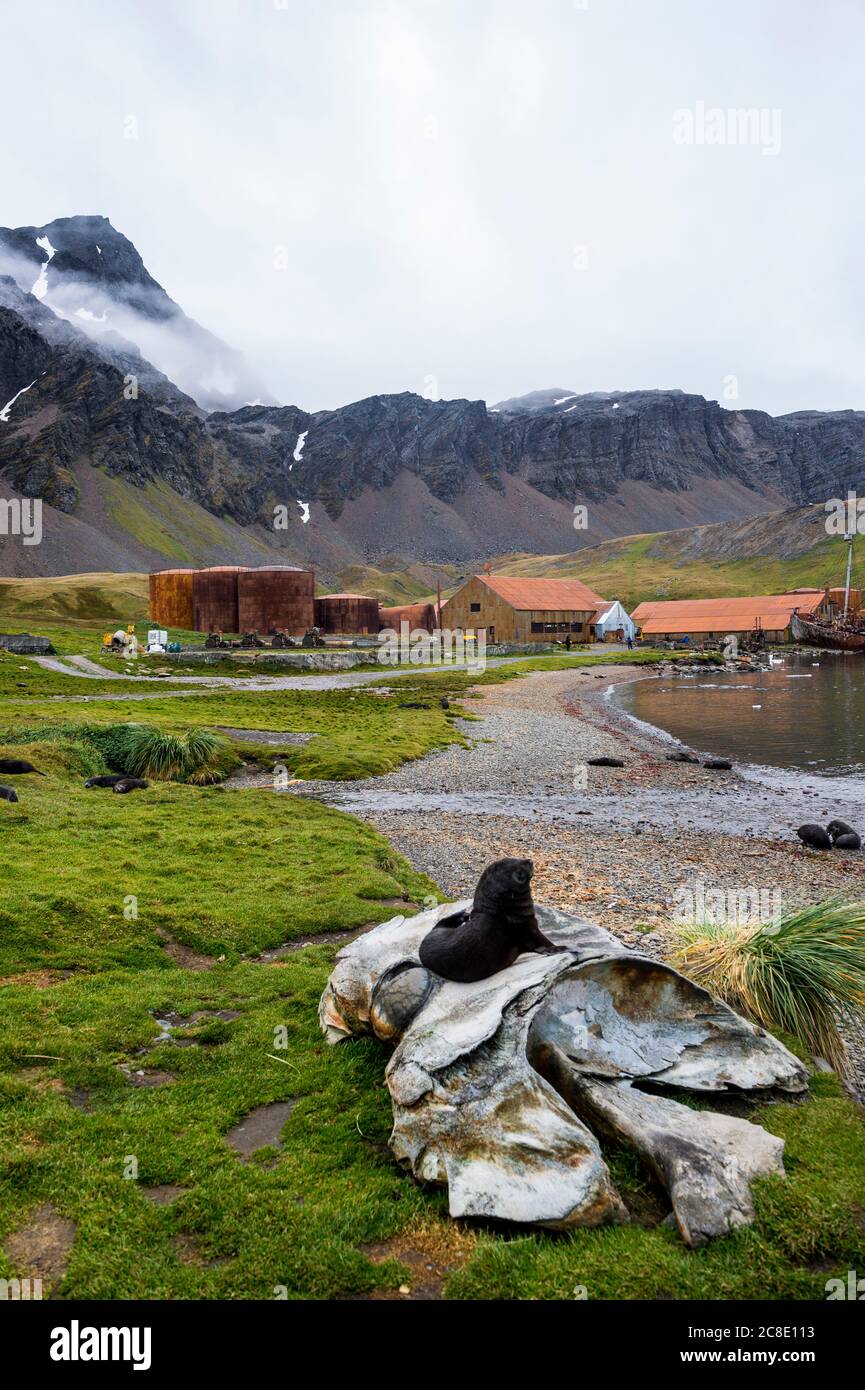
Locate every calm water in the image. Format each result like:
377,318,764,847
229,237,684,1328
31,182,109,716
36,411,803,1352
615,652,865,777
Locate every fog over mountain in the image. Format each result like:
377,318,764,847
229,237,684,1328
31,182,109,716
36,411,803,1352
0,217,273,413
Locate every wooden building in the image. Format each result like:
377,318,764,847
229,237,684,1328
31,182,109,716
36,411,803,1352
441,574,608,644
631,590,829,643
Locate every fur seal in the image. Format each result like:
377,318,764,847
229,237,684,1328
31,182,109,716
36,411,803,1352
112,778,149,794
703,758,733,770
827,819,855,843
797,824,832,850
0,758,45,775
587,756,624,768
418,858,559,983
0,785,19,803
666,750,699,763
833,831,861,851
85,774,128,788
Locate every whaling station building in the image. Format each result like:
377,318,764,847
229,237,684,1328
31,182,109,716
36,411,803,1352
441,574,633,644
630,590,830,644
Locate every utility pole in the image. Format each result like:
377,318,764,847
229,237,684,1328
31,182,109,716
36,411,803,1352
844,532,854,619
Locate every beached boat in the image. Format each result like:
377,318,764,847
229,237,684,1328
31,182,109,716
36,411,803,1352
791,610,865,651
791,532,865,650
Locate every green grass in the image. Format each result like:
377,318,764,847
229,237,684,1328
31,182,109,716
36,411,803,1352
0,685,465,781
0,747,438,973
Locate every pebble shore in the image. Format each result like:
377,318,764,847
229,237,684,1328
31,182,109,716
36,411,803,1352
295,664,865,1099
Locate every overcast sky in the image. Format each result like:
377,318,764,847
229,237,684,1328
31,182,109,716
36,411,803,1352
3,0,864,414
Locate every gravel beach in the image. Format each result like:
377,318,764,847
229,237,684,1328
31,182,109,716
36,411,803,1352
291,663,865,1097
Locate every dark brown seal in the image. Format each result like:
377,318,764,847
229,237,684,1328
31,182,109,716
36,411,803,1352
112,778,150,794
418,858,559,983
0,758,45,775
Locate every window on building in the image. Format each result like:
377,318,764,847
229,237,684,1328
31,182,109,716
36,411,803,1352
470,603,481,613
530,620,585,634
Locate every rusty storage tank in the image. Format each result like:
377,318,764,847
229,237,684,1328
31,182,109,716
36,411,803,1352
313,593,380,635
149,569,195,629
378,602,437,634
237,567,315,635
192,566,249,633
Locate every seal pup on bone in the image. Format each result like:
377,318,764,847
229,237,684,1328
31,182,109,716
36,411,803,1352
419,857,559,983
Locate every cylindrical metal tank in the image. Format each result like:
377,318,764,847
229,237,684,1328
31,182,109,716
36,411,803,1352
378,602,437,634
192,566,249,634
314,593,380,635
149,569,195,630
238,567,315,635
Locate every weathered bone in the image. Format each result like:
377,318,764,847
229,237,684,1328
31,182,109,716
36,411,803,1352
321,902,807,1242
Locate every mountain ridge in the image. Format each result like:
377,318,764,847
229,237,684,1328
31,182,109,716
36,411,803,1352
3,216,865,581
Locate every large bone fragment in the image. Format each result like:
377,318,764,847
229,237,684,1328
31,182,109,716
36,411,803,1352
320,903,807,1240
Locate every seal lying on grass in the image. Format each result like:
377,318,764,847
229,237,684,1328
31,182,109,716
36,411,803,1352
0,758,45,775
85,775,127,789
419,858,559,983
112,778,149,794
0,785,19,803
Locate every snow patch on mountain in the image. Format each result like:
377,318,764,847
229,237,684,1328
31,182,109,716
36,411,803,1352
30,235,57,301
0,378,37,421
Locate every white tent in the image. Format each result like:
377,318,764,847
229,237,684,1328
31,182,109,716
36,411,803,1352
594,600,636,642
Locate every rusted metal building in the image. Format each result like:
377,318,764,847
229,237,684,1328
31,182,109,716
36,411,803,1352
238,567,315,635
440,575,606,644
314,593,380,635
192,566,249,634
378,602,437,634
149,569,195,630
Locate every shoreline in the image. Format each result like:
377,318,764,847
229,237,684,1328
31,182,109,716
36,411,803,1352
289,659,865,969
290,660,865,1098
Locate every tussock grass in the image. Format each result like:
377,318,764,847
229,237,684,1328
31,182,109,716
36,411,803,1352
672,899,865,1073
0,722,239,784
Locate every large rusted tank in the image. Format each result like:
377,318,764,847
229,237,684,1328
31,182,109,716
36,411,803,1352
314,593,380,635
192,566,249,634
238,567,315,635
149,569,195,629
378,602,437,634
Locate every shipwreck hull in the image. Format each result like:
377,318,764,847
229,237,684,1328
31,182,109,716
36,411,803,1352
791,611,865,651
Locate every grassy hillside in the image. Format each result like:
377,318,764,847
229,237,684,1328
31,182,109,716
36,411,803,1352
490,504,857,608
0,572,150,626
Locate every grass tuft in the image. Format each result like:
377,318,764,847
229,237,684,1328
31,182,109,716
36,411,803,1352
672,898,865,1073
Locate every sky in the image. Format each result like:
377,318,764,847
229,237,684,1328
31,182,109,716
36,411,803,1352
3,0,864,415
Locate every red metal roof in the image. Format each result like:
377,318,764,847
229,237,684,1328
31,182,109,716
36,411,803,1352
475,574,607,612
631,591,824,634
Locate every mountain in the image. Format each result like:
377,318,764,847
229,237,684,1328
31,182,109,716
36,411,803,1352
0,216,274,412
3,216,865,583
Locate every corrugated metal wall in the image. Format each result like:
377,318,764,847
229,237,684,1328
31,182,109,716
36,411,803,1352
314,593,380,634
149,570,195,629
238,568,315,634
